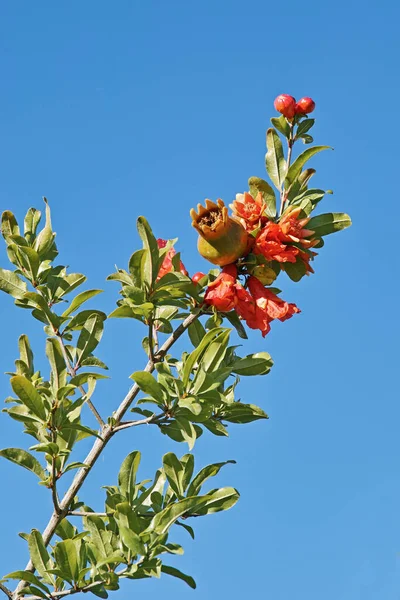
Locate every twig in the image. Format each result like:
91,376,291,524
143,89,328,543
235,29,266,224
51,456,61,515
0,583,13,599
57,334,105,428
68,511,108,518
13,310,201,599
113,412,167,432
279,120,295,216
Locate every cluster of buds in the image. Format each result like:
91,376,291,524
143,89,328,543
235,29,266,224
274,94,315,119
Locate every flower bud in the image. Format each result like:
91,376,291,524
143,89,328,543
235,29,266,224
274,94,296,119
192,271,206,284
295,97,315,115
190,199,248,266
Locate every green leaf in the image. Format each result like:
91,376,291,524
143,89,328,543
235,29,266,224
221,403,268,424
119,526,146,556
187,460,236,497
232,352,273,376
1,210,20,237
203,419,229,437
265,128,286,189
248,176,276,219
270,115,291,138
10,375,47,420
69,372,108,386
118,451,141,504
0,448,46,479
182,328,228,389
307,212,352,237
62,289,103,318
79,356,108,370
2,571,50,594
18,334,34,377
0,268,27,298
284,258,308,282
175,520,195,539
33,198,56,258
130,371,166,403
128,249,146,288
188,320,206,347
46,338,67,390
137,216,159,287
21,292,58,328
296,118,315,138
162,452,184,497
17,246,40,280
193,487,240,515
28,530,53,584
161,565,196,589
175,417,197,451
64,309,107,331
53,539,79,583
76,314,104,365
24,208,42,244
284,146,331,188
224,310,248,339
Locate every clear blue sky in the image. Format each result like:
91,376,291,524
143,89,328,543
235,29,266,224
0,1,399,599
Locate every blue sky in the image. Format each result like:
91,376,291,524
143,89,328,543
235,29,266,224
0,1,399,599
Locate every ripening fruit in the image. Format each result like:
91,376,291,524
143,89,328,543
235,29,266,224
251,264,277,286
190,199,248,266
192,272,206,283
274,94,296,119
295,97,315,115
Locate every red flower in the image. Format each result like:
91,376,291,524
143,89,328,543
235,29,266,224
254,222,299,263
295,97,315,115
192,271,206,284
234,282,271,337
230,192,266,232
274,94,297,119
157,238,188,280
247,276,300,323
279,206,315,248
204,264,238,312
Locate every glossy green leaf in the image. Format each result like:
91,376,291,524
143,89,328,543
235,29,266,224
0,448,46,479
18,334,34,377
0,268,27,298
187,460,236,497
119,526,145,556
137,216,159,287
270,115,291,138
220,403,268,423
1,210,20,237
128,249,146,288
24,207,41,244
161,565,196,589
118,451,141,503
284,146,331,188
162,452,184,497
46,338,67,390
284,258,308,282
28,530,53,584
53,539,79,583
224,310,248,339
232,352,273,376
296,118,315,138
62,289,103,318
265,128,286,189
64,309,107,331
10,375,47,420
130,371,166,403
33,198,56,258
2,571,50,594
76,314,104,365
307,212,352,237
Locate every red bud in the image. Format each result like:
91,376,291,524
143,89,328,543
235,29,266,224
192,272,206,284
274,94,296,119
295,97,315,115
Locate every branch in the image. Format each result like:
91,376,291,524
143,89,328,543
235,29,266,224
113,412,167,432
68,511,108,518
13,310,201,599
57,334,105,428
22,580,107,600
0,583,13,599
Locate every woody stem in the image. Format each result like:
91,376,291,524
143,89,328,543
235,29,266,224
280,121,295,216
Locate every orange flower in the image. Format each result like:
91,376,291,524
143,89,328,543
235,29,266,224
279,206,315,248
247,276,300,322
204,264,238,312
255,222,299,263
234,282,271,337
234,276,300,337
157,239,188,280
230,192,266,232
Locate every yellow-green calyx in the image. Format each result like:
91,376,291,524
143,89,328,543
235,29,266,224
190,199,248,266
